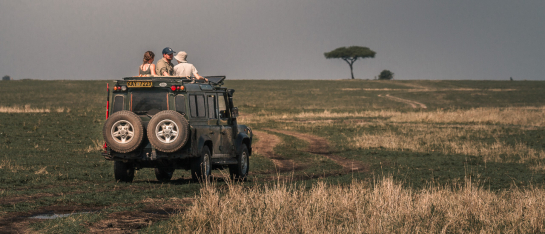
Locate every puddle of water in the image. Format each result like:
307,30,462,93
30,212,92,219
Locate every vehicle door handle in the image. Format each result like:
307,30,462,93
209,131,215,135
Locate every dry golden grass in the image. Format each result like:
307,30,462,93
351,124,545,164
0,105,70,113
341,88,517,92
388,107,545,126
0,159,26,172
162,178,545,233
0,105,50,113
241,107,545,127
75,139,104,153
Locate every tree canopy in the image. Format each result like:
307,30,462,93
324,46,376,79
378,70,394,80
2,75,10,81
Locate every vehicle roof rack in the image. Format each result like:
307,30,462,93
122,76,226,86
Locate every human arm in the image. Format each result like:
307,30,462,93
192,66,207,81
150,64,157,76
195,72,207,81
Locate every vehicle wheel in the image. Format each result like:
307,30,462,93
147,110,189,153
114,161,135,182
191,146,211,182
229,144,249,181
155,167,175,182
103,111,144,153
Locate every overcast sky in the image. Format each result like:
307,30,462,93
1,0,544,80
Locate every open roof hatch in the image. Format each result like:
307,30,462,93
206,76,226,86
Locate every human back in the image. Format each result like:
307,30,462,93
174,62,198,77
173,51,205,81
139,51,157,77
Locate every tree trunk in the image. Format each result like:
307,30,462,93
349,63,354,79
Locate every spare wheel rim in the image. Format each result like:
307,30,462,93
111,120,135,144
156,119,179,144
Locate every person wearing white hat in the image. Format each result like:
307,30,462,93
173,51,206,81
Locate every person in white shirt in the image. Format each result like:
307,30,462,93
173,51,206,81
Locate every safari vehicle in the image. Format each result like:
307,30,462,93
101,76,252,183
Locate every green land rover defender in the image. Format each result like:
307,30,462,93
101,76,252,182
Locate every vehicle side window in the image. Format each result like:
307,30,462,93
175,95,186,114
189,94,206,118
218,93,228,119
208,95,217,119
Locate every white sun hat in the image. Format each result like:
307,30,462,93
174,51,188,63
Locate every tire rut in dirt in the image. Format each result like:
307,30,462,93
265,128,368,172
252,130,302,172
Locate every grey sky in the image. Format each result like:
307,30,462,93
1,0,544,80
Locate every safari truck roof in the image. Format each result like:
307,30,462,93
114,76,227,91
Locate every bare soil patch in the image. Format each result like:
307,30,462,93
0,205,101,234
252,130,301,172
265,129,368,172
88,210,175,234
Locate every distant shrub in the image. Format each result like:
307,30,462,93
378,70,394,80
2,75,10,81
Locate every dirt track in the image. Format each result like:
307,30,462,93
264,129,367,172
379,94,427,109
252,130,299,172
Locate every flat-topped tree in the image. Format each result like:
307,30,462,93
324,46,376,79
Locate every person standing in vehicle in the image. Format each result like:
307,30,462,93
139,51,157,77
173,51,207,81
156,47,175,76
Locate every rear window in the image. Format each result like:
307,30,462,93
131,90,168,114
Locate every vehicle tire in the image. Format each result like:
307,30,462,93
114,161,135,182
147,110,189,153
155,167,175,182
191,146,211,182
229,144,249,181
103,111,144,153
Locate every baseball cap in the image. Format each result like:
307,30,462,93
162,47,175,55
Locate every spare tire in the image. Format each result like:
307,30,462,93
147,110,189,153
103,111,144,153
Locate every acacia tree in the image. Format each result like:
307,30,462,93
324,46,376,79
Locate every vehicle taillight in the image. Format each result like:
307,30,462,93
171,86,184,91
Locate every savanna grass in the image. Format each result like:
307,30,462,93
148,177,545,233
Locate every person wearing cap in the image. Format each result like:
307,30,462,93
173,51,206,81
156,47,176,76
